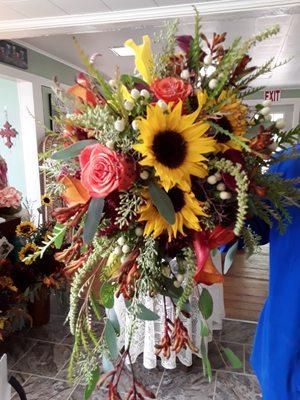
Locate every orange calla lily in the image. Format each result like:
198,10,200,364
193,226,235,285
60,176,90,206
68,73,97,106
195,254,224,286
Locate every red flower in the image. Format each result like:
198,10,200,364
150,77,192,103
79,144,135,198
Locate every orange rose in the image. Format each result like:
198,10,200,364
150,77,192,103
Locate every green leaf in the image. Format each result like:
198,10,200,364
120,74,147,87
157,277,184,299
100,282,115,309
52,139,98,160
172,297,191,313
83,198,105,244
200,321,210,337
90,293,102,320
102,355,114,373
198,288,213,320
104,320,118,360
224,241,238,274
53,223,66,249
125,301,159,321
222,347,243,369
202,356,213,381
106,308,120,335
148,181,175,225
84,365,100,400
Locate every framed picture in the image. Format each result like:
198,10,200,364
0,41,28,70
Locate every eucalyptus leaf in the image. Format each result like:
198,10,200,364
53,223,66,249
106,308,120,335
52,139,98,160
102,355,114,373
148,181,176,225
222,347,243,369
83,198,105,244
198,288,213,320
157,277,184,299
200,321,210,337
224,241,238,274
125,301,159,321
84,365,100,400
100,282,115,309
202,356,212,381
104,320,118,360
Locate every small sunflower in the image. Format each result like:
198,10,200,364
16,221,37,237
208,90,248,152
41,193,53,207
139,186,207,241
18,243,38,265
133,99,216,191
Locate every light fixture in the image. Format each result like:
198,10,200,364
110,46,135,57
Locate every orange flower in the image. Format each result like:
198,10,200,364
150,77,192,103
68,73,97,107
60,176,90,206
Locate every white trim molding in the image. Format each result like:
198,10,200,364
1,0,300,39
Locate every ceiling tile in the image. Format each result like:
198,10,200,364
4,0,67,17
49,0,110,14
104,0,157,11
155,0,214,4
0,1,27,19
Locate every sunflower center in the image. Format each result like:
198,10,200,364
152,131,187,168
215,116,233,143
21,226,31,233
43,197,50,203
168,187,185,213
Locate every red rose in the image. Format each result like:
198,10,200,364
79,144,135,198
150,77,192,103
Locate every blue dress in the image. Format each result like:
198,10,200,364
251,144,300,399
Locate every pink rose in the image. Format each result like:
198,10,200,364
79,144,135,198
0,186,22,208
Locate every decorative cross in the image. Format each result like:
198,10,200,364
0,120,18,148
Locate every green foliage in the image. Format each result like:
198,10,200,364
211,158,249,235
175,247,195,315
153,19,179,77
104,319,118,360
222,347,243,369
74,37,113,101
241,226,261,258
99,282,115,309
115,189,143,228
52,139,98,160
198,288,213,320
148,180,176,225
83,198,104,244
276,126,300,149
224,241,238,274
209,121,250,151
188,7,201,74
84,365,100,400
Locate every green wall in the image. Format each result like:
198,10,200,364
0,41,79,86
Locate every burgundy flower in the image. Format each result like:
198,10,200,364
221,149,245,191
176,35,193,54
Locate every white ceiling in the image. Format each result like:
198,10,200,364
1,0,300,87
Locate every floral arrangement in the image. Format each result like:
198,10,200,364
37,13,300,399
15,218,66,294
0,259,32,341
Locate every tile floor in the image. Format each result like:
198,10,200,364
1,298,262,400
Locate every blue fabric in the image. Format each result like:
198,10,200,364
251,144,300,400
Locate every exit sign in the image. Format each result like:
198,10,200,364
264,89,281,102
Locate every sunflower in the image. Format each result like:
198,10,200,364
18,243,38,265
207,90,248,152
16,221,37,237
41,193,53,207
133,99,216,192
139,186,207,241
